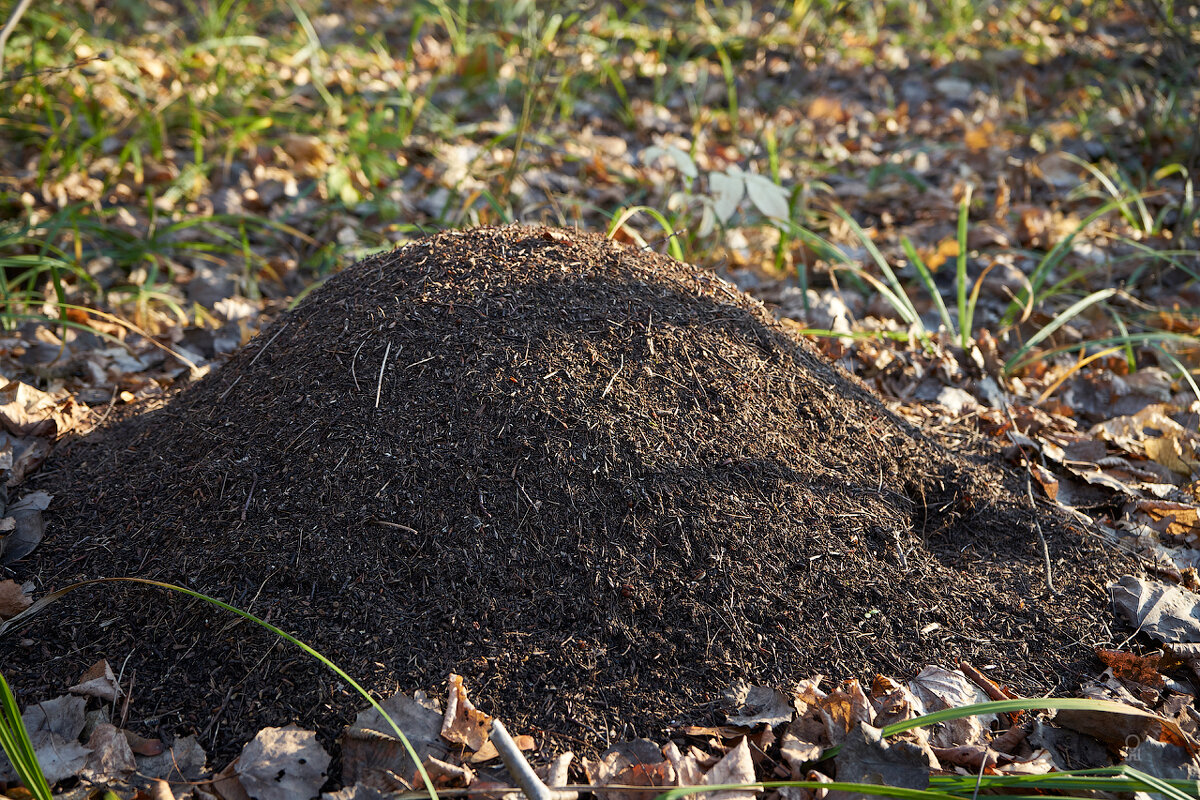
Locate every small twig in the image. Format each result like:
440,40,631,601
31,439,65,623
376,341,392,408
218,375,242,401
92,385,120,429
1001,403,1057,596
247,322,288,368
119,669,135,730
350,339,366,391
491,720,575,800
0,0,33,78
1026,473,1057,596
368,518,418,536
600,355,624,399
241,476,258,521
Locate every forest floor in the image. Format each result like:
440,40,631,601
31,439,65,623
0,1,1198,798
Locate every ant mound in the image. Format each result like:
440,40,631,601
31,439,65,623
18,226,1120,756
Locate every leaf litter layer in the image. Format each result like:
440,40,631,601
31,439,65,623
14,226,1126,757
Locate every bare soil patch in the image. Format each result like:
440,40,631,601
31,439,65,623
11,226,1124,758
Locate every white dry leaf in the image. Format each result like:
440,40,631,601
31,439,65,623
907,667,994,748
743,172,790,221
641,144,698,179
703,737,760,800
726,685,795,729
235,725,331,800
710,168,745,224
1110,575,1200,643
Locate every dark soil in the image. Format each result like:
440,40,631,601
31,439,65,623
10,226,1125,761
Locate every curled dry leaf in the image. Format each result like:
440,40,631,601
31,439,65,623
0,489,52,564
817,679,873,745
1096,648,1167,690
441,673,492,752
0,380,90,437
421,755,475,788
69,658,123,703
124,729,165,757
663,741,705,787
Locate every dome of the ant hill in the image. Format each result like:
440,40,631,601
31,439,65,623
19,225,1121,756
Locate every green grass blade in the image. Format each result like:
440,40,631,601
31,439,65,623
0,671,54,800
1000,194,1147,326
607,205,685,261
821,696,1185,762
901,236,954,337
838,265,926,335
834,207,919,325
1155,346,1200,406
955,189,971,348
656,781,962,800
1002,288,1117,374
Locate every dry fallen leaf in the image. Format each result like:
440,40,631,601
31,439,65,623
234,725,330,800
702,737,759,800
1111,574,1200,643
342,690,448,790
137,734,208,791
726,684,795,729
421,755,474,788
0,695,91,785
908,667,993,748
0,578,32,619
80,722,137,784
833,722,937,798
0,489,52,564
817,679,873,745
440,673,492,752
585,739,675,800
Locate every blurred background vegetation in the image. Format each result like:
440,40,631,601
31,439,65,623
0,0,1196,383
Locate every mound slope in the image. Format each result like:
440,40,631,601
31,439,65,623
16,226,1121,754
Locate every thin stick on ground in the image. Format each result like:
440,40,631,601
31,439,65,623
247,322,289,368
491,719,577,800
376,340,391,408
1001,403,1057,596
